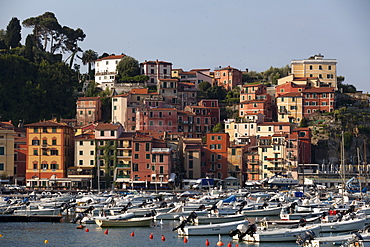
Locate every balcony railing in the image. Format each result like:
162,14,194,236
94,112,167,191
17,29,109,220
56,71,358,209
247,169,260,173
116,163,131,168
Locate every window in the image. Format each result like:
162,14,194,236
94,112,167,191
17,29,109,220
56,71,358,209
52,139,56,145
211,136,215,140
217,144,221,149
149,121,153,126
34,127,38,133
309,65,313,70
33,163,38,170
159,154,164,162
110,131,115,136
133,163,139,172
32,140,40,145
328,65,332,70
152,154,156,162
90,141,94,145
43,127,48,133
290,106,297,110
50,150,58,155
217,163,221,169
51,163,58,170
52,127,57,133
41,163,48,170
322,101,327,106
145,143,150,151
135,143,140,151
0,163,5,171
159,166,164,174
90,150,94,155
189,160,193,169
232,149,236,155
319,65,322,70
33,149,38,155
159,121,162,126
79,151,83,155
0,147,4,155
100,131,104,136
79,160,83,166
134,154,139,159
146,154,150,159
319,74,323,79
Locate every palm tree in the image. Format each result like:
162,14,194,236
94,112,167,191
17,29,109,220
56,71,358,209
82,49,98,78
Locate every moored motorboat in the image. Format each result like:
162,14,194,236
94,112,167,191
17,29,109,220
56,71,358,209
95,216,153,227
175,219,249,236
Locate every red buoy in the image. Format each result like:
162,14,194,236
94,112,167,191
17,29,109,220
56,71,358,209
161,235,166,241
235,244,239,247
104,229,108,235
130,231,135,237
205,239,210,246
184,237,188,244
227,242,232,247
217,241,224,246
85,228,89,232
149,233,154,239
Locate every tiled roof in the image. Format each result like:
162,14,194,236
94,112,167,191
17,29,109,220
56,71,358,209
95,55,125,61
77,97,100,101
75,133,95,140
303,87,335,93
0,121,14,128
95,123,120,130
215,65,239,71
258,122,291,126
24,120,69,127
141,60,172,65
278,92,302,97
130,88,149,94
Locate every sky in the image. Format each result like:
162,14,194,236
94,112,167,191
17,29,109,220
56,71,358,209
2,0,370,92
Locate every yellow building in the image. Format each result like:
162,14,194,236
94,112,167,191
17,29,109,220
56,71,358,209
25,120,74,188
227,145,243,185
0,122,15,179
276,92,303,124
291,54,337,89
258,134,286,178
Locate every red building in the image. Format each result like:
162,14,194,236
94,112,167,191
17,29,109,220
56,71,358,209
275,82,306,97
302,87,335,116
131,133,172,188
136,107,178,133
201,133,229,179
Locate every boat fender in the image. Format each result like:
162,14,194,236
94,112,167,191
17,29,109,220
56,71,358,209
78,192,82,196
279,197,285,202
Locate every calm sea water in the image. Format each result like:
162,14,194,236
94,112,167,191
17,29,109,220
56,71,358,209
0,218,297,247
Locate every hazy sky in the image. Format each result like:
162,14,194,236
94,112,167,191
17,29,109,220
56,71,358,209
2,0,370,92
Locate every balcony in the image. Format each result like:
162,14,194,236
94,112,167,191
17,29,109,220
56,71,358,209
247,169,260,173
267,167,285,172
117,163,131,168
95,71,117,76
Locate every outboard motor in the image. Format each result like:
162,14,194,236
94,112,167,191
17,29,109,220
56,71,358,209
299,217,307,227
83,206,94,214
71,212,84,224
186,211,198,224
197,204,206,211
172,220,187,232
159,202,167,208
296,230,316,246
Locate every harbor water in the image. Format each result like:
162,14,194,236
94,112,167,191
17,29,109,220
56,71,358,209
0,220,297,247
0,218,298,247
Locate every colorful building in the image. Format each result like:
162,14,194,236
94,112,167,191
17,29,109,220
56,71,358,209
214,66,242,91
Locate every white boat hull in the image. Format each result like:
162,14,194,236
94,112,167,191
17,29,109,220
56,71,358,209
319,218,367,232
95,217,153,227
177,219,249,236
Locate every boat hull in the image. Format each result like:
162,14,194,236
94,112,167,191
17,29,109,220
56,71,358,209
178,219,249,236
95,217,153,227
320,218,367,232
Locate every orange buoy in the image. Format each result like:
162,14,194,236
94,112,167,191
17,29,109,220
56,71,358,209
85,228,89,232
235,244,239,247
205,239,210,246
104,229,109,235
44,240,49,244
130,231,135,237
161,235,166,241
227,242,232,247
149,233,154,239
217,241,224,246
76,225,84,229
184,237,188,243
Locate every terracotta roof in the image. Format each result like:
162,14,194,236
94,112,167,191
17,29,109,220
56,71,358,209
158,78,178,81
180,71,196,75
178,82,196,86
259,136,271,139
0,121,14,129
141,60,172,65
215,65,239,71
77,97,100,101
75,133,95,140
190,69,210,72
130,88,149,94
303,87,335,93
95,123,120,130
24,120,70,128
258,122,290,126
294,77,318,81
95,55,125,61
278,92,302,97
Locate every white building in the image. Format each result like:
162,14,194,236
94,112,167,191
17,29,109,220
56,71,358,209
140,59,172,86
94,55,125,90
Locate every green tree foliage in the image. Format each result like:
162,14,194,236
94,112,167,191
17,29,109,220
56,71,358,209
4,17,21,49
211,123,223,133
116,55,140,77
22,12,85,55
242,65,290,84
198,81,211,91
0,29,6,49
206,86,227,100
82,49,98,77
225,87,240,106
0,54,78,123
300,118,309,127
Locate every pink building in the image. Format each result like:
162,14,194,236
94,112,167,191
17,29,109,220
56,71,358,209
214,66,242,91
136,108,178,133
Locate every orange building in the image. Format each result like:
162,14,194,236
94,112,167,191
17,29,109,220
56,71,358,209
202,133,229,179
214,66,242,91
25,120,74,188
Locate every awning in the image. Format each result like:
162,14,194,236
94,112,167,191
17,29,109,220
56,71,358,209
116,178,130,182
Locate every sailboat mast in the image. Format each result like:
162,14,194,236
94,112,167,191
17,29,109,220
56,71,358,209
341,131,345,198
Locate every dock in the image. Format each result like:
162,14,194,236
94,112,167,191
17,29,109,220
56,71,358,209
0,215,64,222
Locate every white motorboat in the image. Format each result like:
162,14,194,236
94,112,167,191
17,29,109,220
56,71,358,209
194,214,247,225
242,205,282,216
230,223,321,242
95,216,153,227
297,228,370,247
319,214,367,233
175,219,249,236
